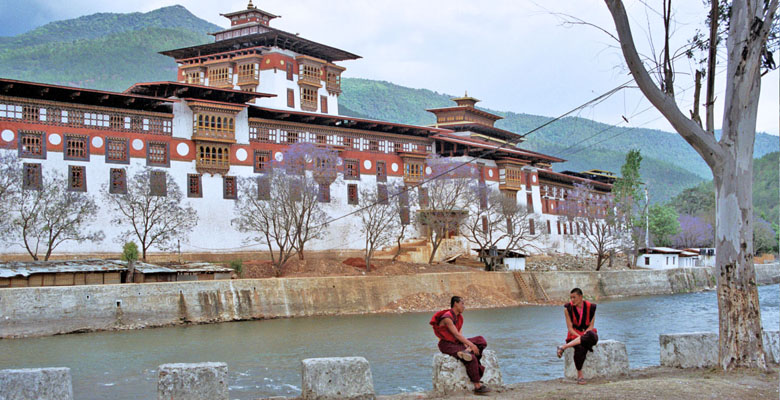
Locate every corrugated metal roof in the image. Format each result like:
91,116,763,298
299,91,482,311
0,260,233,278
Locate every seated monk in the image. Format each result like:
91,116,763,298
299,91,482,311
556,287,598,384
430,296,491,395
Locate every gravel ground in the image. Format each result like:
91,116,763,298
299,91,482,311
378,366,779,400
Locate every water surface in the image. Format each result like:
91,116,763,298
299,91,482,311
1,285,777,399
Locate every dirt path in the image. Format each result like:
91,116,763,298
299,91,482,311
378,366,779,400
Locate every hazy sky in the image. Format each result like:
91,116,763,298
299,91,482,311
1,0,778,135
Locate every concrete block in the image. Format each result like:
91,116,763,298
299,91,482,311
301,357,375,400
157,362,228,400
659,332,718,368
564,340,629,379
0,368,73,400
763,331,780,364
432,350,504,394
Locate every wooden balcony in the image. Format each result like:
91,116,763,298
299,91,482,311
326,80,341,95
237,75,259,86
196,157,230,176
192,129,236,144
298,74,322,88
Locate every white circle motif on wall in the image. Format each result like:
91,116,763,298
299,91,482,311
274,152,284,162
91,136,103,148
363,160,372,170
48,133,61,145
132,139,144,151
488,169,494,178
425,166,433,176
177,142,190,156
236,148,248,162
1,129,14,142
391,163,399,172
336,157,343,166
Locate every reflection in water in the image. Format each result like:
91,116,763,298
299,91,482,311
0,285,777,399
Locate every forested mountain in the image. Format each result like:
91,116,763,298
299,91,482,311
1,5,777,204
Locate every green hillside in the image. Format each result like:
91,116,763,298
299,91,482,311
1,5,777,204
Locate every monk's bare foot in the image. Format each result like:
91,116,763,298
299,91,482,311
556,346,564,358
456,350,473,362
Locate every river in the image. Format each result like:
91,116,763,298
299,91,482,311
1,284,777,399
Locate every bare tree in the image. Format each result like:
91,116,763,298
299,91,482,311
604,0,778,369
103,168,197,262
0,152,21,223
7,172,104,261
559,183,626,271
392,187,417,261
418,156,476,264
232,172,297,277
462,186,545,270
357,184,401,271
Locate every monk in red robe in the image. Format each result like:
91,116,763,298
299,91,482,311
431,296,491,395
556,287,598,384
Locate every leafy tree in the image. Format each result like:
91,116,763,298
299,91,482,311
122,241,139,283
648,204,680,247
670,182,715,217
604,0,778,369
103,168,197,262
753,216,777,255
5,172,104,261
612,149,646,266
672,214,714,248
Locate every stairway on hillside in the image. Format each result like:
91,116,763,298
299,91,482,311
375,239,431,264
513,272,551,303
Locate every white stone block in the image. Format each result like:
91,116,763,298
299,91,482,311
0,368,73,400
432,350,504,394
564,339,629,379
301,357,375,400
659,332,718,368
157,362,228,400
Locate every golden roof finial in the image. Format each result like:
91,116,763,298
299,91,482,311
465,90,468,97
248,0,256,10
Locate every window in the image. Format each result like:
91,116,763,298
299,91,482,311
376,161,387,182
343,137,353,149
68,165,86,192
147,142,169,167
187,174,202,198
287,89,295,108
286,62,294,80
64,135,89,161
299,63,321,82
22,105,39,121
18,131,45,159
208,67,231,86
526,193,534,213
645,257,650,266
400,207,411,225
0,103,22,119
419,187,429,208
109,168,127,194
506,167,522,186
238,63,258,82
186,71,203,85
344,159,359,180
556,221,561,235
318,183,330,203
105,137,129,164
320,95,328,113
223,176,237,199
479,185,488,209
149,170,167,197
404,162,423,181
481,216,489,233
547,220,552,234
254,150,271,173
316,134,327,145
368,140,379,152
257,176,270,200
300,86,317,111
84,113,109,127
286,131,299,144
529,219,535,235
197,144,230,171
22,163,42,190
400,190,410,225
347,183,358,205
193,114,235,137
377,184,388,205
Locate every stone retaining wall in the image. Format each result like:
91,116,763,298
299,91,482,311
2,265,778,339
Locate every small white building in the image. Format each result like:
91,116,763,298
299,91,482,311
684,248,716,267
678,250,700,268
637,247,682,270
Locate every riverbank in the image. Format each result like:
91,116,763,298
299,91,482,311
377,366,779,400
1,264,778,339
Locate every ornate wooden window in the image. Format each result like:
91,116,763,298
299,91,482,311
419,187,429,208
377,184,389,205
547,220,552,234
529,219,536,235
286,62,294,81
0,103,22,119
149,170,167,197
318,183,330,203
223,176,237,199
84,112,109,127
316,133,327,145
22,163,42,191
368,140,379,152
257,176,270,200
105,137,129,164
254,150,271,173
376,161,387,182
300,86,317,111
556,221,561,235
237,63,259,84
18,131,45,159
22,105,39,121
344,159,359,180
208,67,231,87
197,144,230,175
343,137,353,149
286,131,299,144
193,113,235,140
287,89,295,108
186,71,203,85
320,96,328,113
64,134,89,161
347,183,358,205
526,193,534,213
404,162,423,182
187,174,202,198
109,168,127,194
299,64,321,84
147,141,169,167
399,190,410,225
68,165,86,192
400,207,410,225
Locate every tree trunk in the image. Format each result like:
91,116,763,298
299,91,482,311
126,259,136,284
